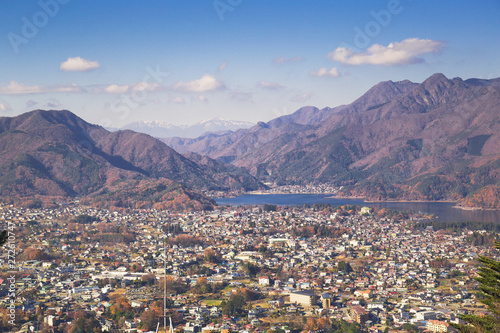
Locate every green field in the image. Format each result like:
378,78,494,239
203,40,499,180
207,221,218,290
202,299,223,306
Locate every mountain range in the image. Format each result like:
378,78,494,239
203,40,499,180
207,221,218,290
1,73,499,210
119,118,254,138
164,73,500,209
0,110,264,210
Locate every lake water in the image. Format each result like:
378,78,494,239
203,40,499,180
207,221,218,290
215,194,500,223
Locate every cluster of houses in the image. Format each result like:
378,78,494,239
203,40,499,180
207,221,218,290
0,202,496,332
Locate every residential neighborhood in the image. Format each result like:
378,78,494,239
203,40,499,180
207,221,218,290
0,201,497,333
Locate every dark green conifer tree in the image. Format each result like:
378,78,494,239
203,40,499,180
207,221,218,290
455,242,500,332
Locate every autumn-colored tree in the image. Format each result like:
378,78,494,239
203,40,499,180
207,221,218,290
141,273,155,284
71,309,87,320
197,277,207,285
304,318,320,331
149,301,163,314
20,247,50,260
110,297,131,316
317,317,331,329
130,264,144,272
139,308,161,331
170,310,184,326
168,234,204,247
237,288,261,302
159,276,189,295
191,277,210,294
462,185,500,209
65,311,102,333
203,248,221,263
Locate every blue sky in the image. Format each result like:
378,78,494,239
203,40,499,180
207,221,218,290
0,0,499,128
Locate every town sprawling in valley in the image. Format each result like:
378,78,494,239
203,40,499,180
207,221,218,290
0,73,499,333
1,201,497,333
2,2,500,332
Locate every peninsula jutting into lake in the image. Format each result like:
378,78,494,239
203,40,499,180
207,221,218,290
215,194,500,223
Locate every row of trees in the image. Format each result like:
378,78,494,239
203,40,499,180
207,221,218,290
414,221,500,233
291,225,350,238
302,317,363,333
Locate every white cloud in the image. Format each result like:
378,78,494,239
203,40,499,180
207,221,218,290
100,82,162,94
0,81,82,95
309,67,340,77
132,81,162,92
60,56,100,72
0,81,42,94
327,38,444,66
258,81,284,90
0,102,12,112
46,99,61,108
218,62,227,72
290,92,313,103
198,95,208,102
55,83,82,93
26,99,38,107
173,74,224,93
171,96,185,104
274,56,303,64
104,84,129,94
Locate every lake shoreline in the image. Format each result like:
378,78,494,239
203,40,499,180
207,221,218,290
452,205,500,211
364,199,457,204
324,195,366,200
215,194,500,223
328,196,500,211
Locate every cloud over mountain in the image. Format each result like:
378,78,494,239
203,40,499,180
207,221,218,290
328,38,444,66
173,74,224,93
165,73,500,208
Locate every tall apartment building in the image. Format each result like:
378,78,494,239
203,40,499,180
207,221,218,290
350,306,369,326
290,290,317,307
426,320,453,333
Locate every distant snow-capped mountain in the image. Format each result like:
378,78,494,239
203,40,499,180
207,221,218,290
121,117,254,138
